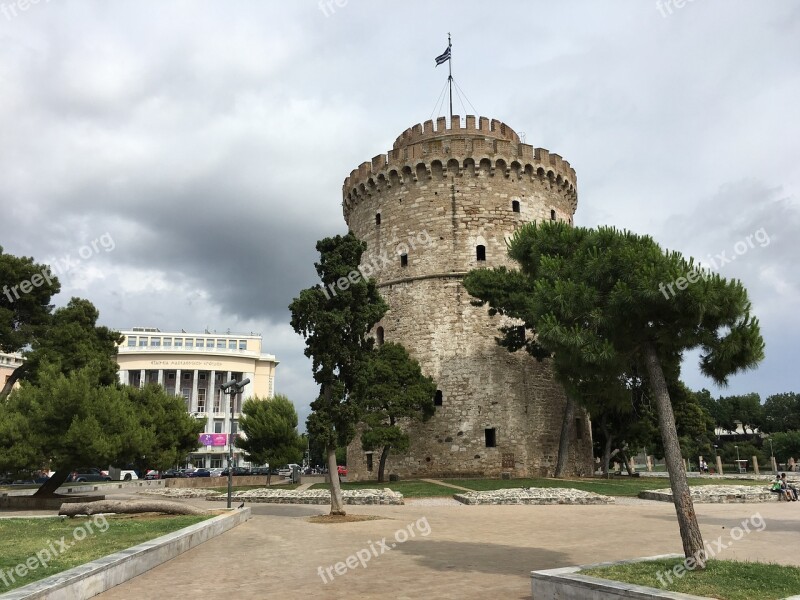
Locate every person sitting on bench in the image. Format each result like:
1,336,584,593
781,473,798,501
771,476,794,501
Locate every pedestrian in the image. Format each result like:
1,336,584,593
780,473,798,501
771,476,793,501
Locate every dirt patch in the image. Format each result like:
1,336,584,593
308,514,384,524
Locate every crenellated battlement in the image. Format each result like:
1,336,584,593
392,115,520,149
343,116,577,215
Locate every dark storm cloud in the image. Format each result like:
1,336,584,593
1,0,798,421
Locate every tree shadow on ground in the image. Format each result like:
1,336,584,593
393,538,569,578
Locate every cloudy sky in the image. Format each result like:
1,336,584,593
1,1,797,427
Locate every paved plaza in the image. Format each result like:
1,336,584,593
90,491,800,600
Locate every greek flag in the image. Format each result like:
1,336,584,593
435,46,451,66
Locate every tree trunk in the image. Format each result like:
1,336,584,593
554,393,576,478
59,499,207,517
326,446,345,516
32,468,71,497
601,419,613,478
620,449,635,476
266,472,271,487
643,341,705,564
377,445,390,483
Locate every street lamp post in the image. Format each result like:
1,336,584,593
221,378,250,509
735,445,740,473
769,438,775,472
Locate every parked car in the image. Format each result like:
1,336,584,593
67,468,112,483
144,470,161,480
337,465,348,477
250,467,270,476
220,466,251,477
208,468,224,478
107,467,139,481
278,464,300,477
188,468,211,478
161,469,185,479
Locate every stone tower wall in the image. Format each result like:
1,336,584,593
343,115,594,480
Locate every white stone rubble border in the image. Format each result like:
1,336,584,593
206,487,405,505
453,487,614,505
638,485,779,503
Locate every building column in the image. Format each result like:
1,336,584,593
243,372,254,403
191,370,199,412
175,369,181,397
209,370,216,412
118,370,128,386
157,369,164,387
139,369,145,389
226,371,232,414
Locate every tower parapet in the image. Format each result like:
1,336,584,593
343,115,577,222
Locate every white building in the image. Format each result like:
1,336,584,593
0,352,24,390
116,327,278,468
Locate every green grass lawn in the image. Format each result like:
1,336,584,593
310,480,455,497
581,558,800,600
0,514,210,592
445,476,766,497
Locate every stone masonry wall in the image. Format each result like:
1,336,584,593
343,116,592,481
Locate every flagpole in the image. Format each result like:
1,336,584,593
447,33,453,120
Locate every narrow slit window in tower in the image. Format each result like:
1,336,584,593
400,254,408,267
575,418,584,440
550,209,556,221
375,213,381,226
366,453,373,472
376,327,384,346
512,200,520,213
476,245,486,261
434,390,443,406
485,428,496,448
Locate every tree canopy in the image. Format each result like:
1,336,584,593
355,342,436,482
289,233,387,514
464,221,765,562
236,394,304,480
0,367,204,495
0,246,60,355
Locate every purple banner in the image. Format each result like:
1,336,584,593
199,433,228,447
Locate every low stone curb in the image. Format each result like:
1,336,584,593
531,555,800,599
0,508,250,600
638,485,779,503
206,488,404,505
453,487,614,505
